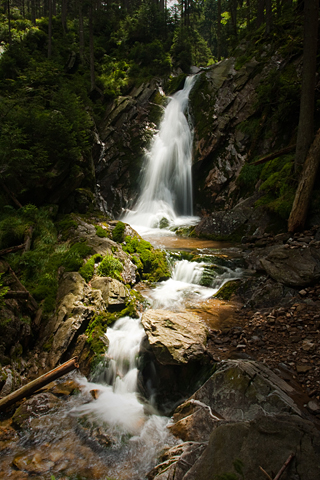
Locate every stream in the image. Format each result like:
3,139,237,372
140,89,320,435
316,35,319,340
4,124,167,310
0,76,244,480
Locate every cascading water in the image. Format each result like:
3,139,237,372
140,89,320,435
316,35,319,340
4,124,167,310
123,76,198,232
73,316,176,479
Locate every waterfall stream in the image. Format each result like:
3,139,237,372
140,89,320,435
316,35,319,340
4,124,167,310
123,76,198,233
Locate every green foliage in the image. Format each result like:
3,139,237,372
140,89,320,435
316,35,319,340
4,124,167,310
236,163,263,196
1,207,92,314
123,235,170,282
95,225,109,238
79,253,103,283
112,221,126,243
97,255,123,280
0,273,9,309
214,280,241,300
255,155,295,219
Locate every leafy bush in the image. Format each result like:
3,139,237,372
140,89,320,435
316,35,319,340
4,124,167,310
112,221,126,243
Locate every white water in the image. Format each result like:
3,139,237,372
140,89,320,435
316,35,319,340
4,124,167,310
123,76,199,232
73,316,175,478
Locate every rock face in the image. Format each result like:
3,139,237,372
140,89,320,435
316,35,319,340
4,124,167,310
183,415,320,480
261,245,320,287
141,309,208,365
95,80,165,216
149,360,320,480
139,310,212,410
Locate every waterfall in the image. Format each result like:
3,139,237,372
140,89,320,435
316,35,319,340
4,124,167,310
123,76,197,230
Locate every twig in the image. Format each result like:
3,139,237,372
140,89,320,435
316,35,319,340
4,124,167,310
259,466,272,480
274,453,295,480
0,244,26,257
251,145,296,166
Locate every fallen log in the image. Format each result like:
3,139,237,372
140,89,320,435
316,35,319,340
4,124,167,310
251,145,296,166
4,291,30,299
0,357,79,412
5,264,38,311
0,244,26,257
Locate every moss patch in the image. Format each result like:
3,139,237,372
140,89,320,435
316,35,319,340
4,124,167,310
214,280,241,300
123,235,170,282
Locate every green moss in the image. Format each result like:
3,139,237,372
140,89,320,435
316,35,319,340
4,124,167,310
112,221,126,243
79,253,104,283
56,215,78,241
95,225,109,238
43,334,54,352
97,255,123,280
164,73,187,95
86,313,109,356
255,154,295,219
214,280,241,300
123,235,169,282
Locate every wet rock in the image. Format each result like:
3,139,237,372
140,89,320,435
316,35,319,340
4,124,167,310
0,425,19,452
261,245,320,287
141,309,208,365
148,442,207,480
107,278,130,310
13,453,54,474
183,415,320,480
168,400,219,442
12,392,62,428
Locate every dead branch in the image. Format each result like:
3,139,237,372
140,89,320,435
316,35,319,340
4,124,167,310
5,264,38,311
0,357,79,412
0,181,23,209
259,466,273,480
0,244,26,257
273,453,295,480
251,145,296,166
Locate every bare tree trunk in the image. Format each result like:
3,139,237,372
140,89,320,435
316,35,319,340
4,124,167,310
78,0,85,60
288,128,320,232
89,2,95,91
246,0,251,27
48,0,52,58
8,0,11,45
294,0,319,172
61,0,68,34
31,0,36,24
256,0,265,27
265,0,273,33
217,0,221,60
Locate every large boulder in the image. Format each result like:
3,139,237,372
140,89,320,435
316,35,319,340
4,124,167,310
183,415,320,480
261,245,320,287
139,310,212,410
141,309,208,365
188,359,302,421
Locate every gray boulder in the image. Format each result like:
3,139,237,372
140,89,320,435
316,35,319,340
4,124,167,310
183,415,320,480
261,245,320,287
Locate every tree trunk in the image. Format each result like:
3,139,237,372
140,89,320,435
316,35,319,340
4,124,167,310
265,0,273,33
8,0,11,45
61,0,68,34
217,0,221,60
89,2,95,91
294,0,319,172
256,0,265,27
48,0,52,58
78,0,85,60
288,128,320,232
0,357,79,412
246,0,251,27
31,0,36,24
